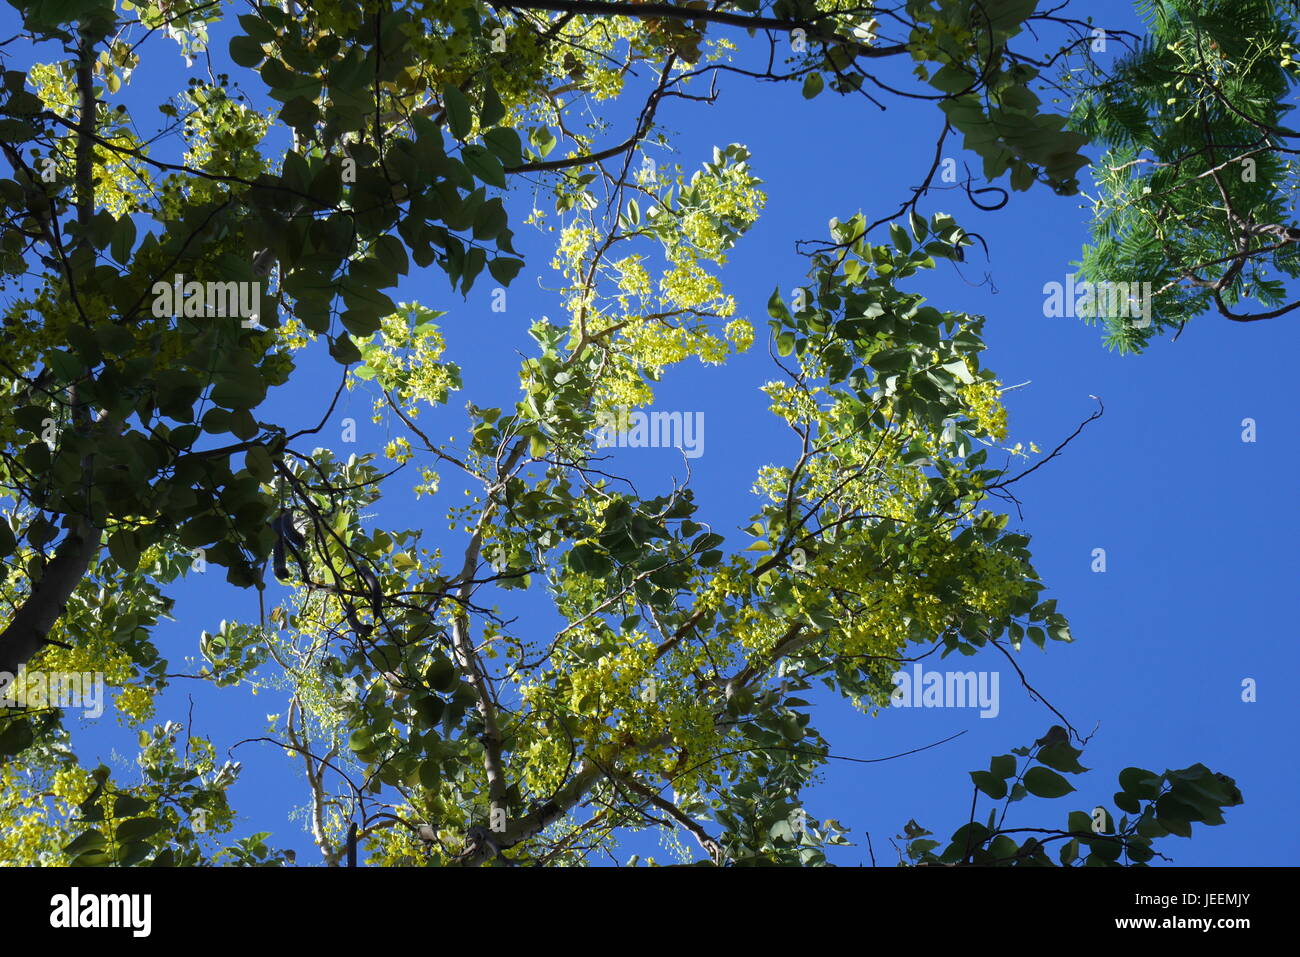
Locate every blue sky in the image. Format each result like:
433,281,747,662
6,0,1297,866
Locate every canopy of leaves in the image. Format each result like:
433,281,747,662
1065,0,1300,350
0,0,1241,866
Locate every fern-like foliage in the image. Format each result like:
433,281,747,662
1061,0,1300,352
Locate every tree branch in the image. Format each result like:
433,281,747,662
487,1,905,57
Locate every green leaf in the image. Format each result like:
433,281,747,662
1125,838,1154,863
340,280,397,321
1037,742,1088,774
113,795,152,817
567,543,612,577
484,127,523,168
889,221,912,255
0,717,34,757
529,125,557,158
279,95,321,131
909,209,928,242
115,816,164,844
45,349,83,383
488,256,524,285
415,695,445,726
229,35,265,68
1088,836,1123,862
1119,767,1162,800
1113,789,1141,814
479,82,505,128
989,754,1017,779
425,657,457,692
418,758,441,789
117,841,152,867
63,829,108,857
67,848,112,866
930,64,975,94
1010,160,1035,192
473,198,508,240
443,84,473,139
110,215,136,264
1024,766,1075,799
1059,837,1079,865
802,72,824,99
988,835,1018,860
201,408,233,435
461,145,506,189
329,333,363,364
85,210,115,250
868,347,911,373
260,59,318,102
244,444,275,481
1047,619,1073,642
210,371,267,410
970,770,1007,799
107,529,140,571
238,14,277,43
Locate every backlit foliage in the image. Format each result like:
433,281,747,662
0,0,1240,867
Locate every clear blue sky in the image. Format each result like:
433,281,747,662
9,0,1297,865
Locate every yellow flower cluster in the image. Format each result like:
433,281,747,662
686,170,765,255
761,379,824,427
624,321,731,369
0,762,91,865
959,379,1009,440
659,261,731,313
512,625,726,796
385,436,414,464
27,63,150,218
553,222,593,278
361,309,461,422
35,627,155,725
956,544,1033,618
114,685,157,723
724,318,755,352
615,255,653,298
